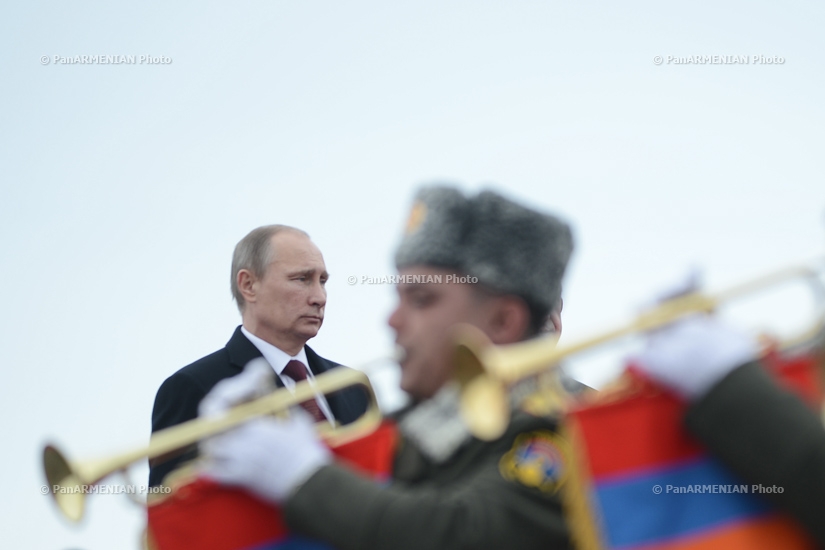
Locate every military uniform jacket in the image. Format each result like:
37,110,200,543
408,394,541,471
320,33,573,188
685,361,825,546
284,409,572,550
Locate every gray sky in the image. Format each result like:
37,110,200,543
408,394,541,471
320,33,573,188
2,2,824,548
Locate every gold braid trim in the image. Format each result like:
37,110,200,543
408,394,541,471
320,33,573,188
560,420,604,550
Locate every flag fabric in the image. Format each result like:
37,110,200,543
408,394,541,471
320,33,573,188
146,420,398,550
563,352,821,550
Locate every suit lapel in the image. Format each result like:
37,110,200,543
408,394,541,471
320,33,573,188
305,344,337,375
306,345,352,422
225,326,264,373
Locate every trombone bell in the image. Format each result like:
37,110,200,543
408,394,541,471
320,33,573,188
43,367,381,522
453,324,511,441
43,445,85,522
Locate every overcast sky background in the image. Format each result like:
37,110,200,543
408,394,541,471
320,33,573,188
2,2,825,548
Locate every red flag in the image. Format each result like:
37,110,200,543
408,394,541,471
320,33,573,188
147,421,398,550
563,352,821,549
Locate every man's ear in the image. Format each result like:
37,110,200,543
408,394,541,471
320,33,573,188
237,269,258,304
546,298,563,335
486,296,530,345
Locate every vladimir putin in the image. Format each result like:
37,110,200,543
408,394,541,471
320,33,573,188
149,225,367,486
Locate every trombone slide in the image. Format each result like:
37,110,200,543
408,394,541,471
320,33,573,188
455,261,825,441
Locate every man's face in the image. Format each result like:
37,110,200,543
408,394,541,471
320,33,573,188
388,266,494,400
245,232,328,353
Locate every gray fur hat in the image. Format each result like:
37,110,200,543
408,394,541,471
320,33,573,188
394,184,574,312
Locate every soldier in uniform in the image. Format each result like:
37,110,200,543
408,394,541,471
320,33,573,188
198,185,576,550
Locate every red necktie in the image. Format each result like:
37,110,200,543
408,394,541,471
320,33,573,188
282,360,326,423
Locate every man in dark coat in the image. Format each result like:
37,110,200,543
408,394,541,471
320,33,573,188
149,225,367,487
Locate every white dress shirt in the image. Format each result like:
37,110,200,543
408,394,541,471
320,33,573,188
241,326,335,425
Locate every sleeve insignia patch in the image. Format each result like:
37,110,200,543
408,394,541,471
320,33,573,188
499,431,568,493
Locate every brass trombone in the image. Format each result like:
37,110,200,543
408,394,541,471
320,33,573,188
454,260,825,441
43,367,381,523
43,260,825,522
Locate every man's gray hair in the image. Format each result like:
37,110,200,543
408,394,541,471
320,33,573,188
230,225,308,312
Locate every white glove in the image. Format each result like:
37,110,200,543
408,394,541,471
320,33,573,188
198,360,332,503
201,411,331,503
632,315,760,399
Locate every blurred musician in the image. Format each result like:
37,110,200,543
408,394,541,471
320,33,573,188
634,315,825,545
199,185,576,550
